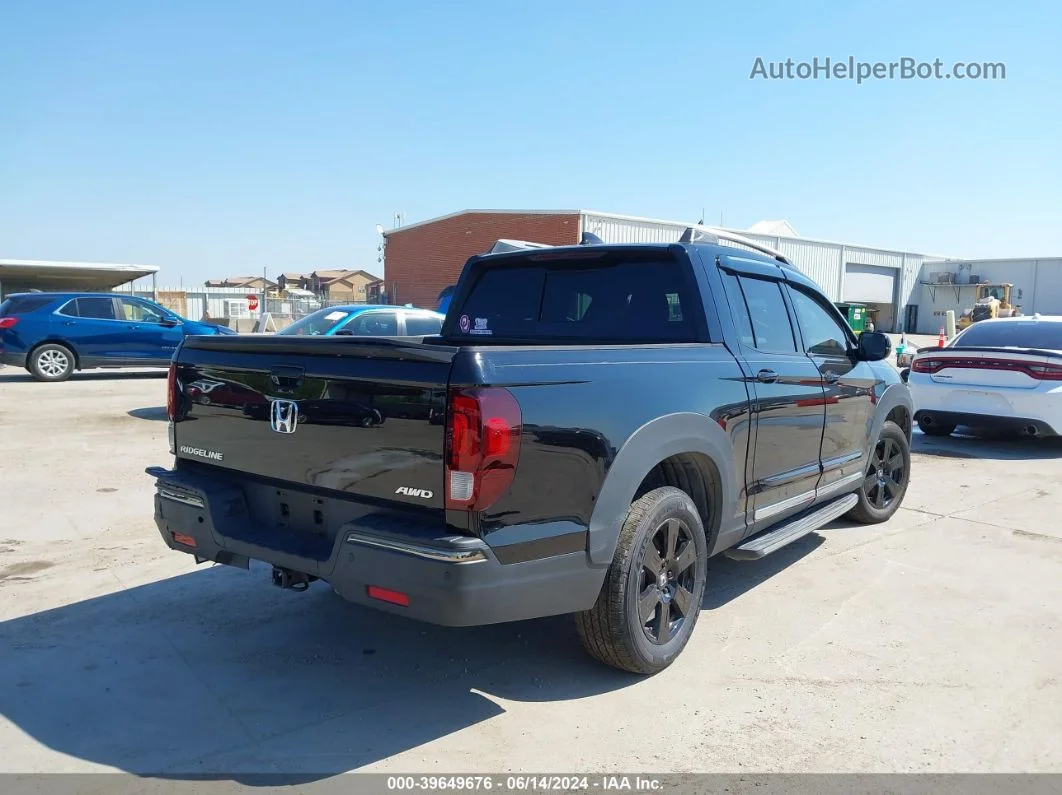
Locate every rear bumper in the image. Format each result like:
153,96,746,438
910,376,1062,436
0,351,26,367
147,466,606,627
914,409,1058,436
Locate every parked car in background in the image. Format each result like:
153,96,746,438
276,304,444,337
436,285,455,314
909,314,1062,438
0,292,237,382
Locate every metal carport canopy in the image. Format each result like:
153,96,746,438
0,259,159,297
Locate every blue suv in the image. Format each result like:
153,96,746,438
0,292,236,382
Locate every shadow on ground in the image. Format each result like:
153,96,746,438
128,406,168,421
912,428,1062,461
0,539,817,784
0,369,167,384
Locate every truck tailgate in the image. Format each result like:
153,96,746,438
172,336,456,511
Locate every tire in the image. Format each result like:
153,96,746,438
918,419,956,437
847,420,911,524
29,343,75,382
575,486,709,675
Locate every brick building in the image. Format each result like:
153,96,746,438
381,210,582,309
381,209,949,331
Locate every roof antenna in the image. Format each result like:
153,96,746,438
580,231,605,245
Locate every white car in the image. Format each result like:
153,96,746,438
908,315,1062,438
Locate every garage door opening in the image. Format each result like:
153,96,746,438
843,263,898,332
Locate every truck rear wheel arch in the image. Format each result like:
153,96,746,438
634,453,720,554
587,413,737,566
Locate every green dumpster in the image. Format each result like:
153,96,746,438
835,303,867,333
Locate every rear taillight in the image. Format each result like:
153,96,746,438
0,317,18,330
912,356,1062,380
445,387,522,512
911,357,941,373
1028,363,1062,381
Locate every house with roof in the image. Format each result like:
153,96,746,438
278,272,312,291
310,269,383,302
204,276,277,290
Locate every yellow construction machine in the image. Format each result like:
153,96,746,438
956,283,1023,331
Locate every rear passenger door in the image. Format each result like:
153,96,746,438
718,259,828,534
401,312,444,337
783,282,876,496
56,296,125,362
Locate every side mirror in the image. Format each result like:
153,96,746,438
857,330,892,362
159,317,179,327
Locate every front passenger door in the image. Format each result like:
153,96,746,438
784,284,877,498
337,310,399,336
116,297,184,361
719,266,828,535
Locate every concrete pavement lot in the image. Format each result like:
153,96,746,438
1,367,1061,779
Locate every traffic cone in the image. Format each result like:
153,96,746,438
938,327,946,347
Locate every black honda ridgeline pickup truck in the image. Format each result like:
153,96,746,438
148,229,913,674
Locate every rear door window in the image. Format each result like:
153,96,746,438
74,297,118,320
733,276,799,354
451,253,699,343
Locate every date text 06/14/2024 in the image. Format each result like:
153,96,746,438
386,775,664,791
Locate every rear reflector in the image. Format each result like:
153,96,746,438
171,532,197,548
0,317,18,330
367,585,410,607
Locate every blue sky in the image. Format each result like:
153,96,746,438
2,0,1059,286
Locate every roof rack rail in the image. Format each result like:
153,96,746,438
486,239,555,254
679,225,791,265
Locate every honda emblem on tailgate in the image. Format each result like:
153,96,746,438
270,399,299,434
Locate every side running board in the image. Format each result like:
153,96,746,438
724,493,859,561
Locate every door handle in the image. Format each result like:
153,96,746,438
823,371,840,384
756,369,778,384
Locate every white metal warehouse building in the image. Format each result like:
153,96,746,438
579,213,932,333
383,209,942,333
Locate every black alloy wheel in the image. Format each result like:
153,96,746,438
863,435,906,511
638,518,699,645
575,485,709,675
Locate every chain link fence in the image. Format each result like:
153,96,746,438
123,287,378,332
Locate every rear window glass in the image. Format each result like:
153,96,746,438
953,321,1062,350
450,254,698,342
0,295,54,316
